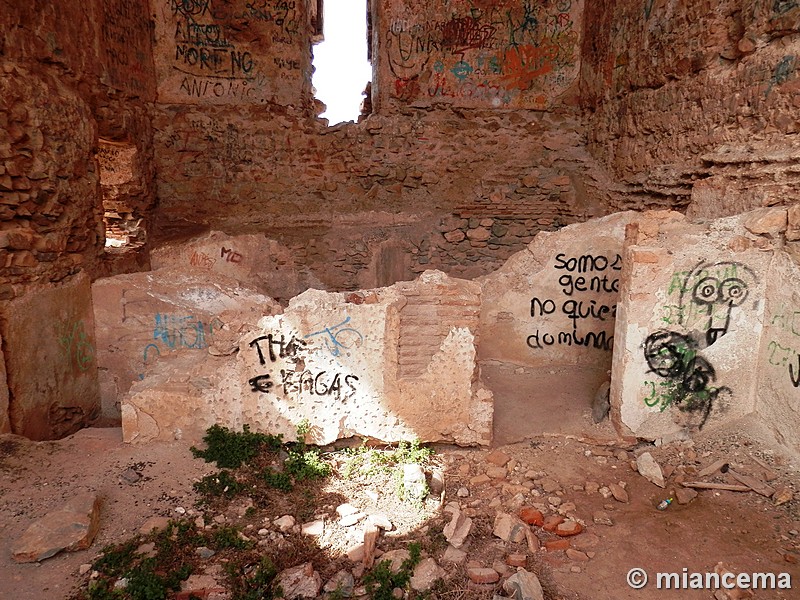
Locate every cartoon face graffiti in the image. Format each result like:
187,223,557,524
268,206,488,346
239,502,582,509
678,262,756,347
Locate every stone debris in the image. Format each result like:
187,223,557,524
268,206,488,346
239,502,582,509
609,482,629,503
12,492,101,563
592,511,613,526
486,449,511,467
274,515,295,532
300,519,324,536
591,380,611,423
410,557,446,591
501,568,545,600
519,506,544,526
675,487,698,505
402,463,428,502
443,504,473,548
772,486,793,506
555,520,583,537
441,545,467,564
636,452,666,488
324,570,355,596
120,467,141,485
493,512,528,543
275,562,322,599
467,567,500,584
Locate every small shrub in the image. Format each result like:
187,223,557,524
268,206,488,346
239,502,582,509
193,470,242,502
191,424,282,469
263,468,293,491
210,525,253,551
363,542,422,600
284,449,331,481
92,539,139,577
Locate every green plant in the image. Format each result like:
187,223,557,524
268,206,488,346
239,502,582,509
263,468,293,491
210,525,254,551
92,539,139,577
191,424,282,469
363,542,422,600
285,448,332,481
193,470,242,502
230,556,281,600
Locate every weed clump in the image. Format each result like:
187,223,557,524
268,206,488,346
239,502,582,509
191,424,282,469
363,541,422,600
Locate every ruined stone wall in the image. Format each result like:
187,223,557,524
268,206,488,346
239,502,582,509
583,0,800,217
151,0,610,292
1,1,158,438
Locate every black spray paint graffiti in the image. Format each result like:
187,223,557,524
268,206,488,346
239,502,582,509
527,253,621,352
643,330,730,429
674,261,755,348
247,331,359,401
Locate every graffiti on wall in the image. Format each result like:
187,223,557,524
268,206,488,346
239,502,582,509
140,313,222,378
56,319,95,374
156,0,305,103
661,261,756,348
642,330,730,429
247,321,362,402
642,261,756,427
384,0,584,108
526,252,620,352
101,1,153,95
767,301,800,388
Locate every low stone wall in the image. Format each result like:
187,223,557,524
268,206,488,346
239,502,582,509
122,271,493,446
92,268,281,422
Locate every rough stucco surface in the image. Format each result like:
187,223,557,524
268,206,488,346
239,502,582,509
611,210,773,442
479,211,637,369
757,251,800,452
92,267,282,422
149,231,324,304
122,271,493,446
5,273,100,441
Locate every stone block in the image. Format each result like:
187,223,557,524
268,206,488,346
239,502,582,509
4,273,99,440
122,270,492,446
12,493,101,562
612,209,770,441
742,207,787,236
93,267,280,422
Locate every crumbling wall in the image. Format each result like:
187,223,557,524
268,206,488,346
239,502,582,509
583,0,800,217
1,1,157,438
610,208,794,444
121,271,493,446
151,0,610,291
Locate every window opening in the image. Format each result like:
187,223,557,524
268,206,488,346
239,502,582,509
96,139,145,250
312,0,372,125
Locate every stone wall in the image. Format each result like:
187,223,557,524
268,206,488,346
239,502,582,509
149,0,614,291
1,1,158,438
583,0,800,217
4,273,100,441
610,206,800,451
375,0,584,111
122,271,493,446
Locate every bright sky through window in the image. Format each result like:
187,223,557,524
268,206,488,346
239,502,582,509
312,0,372,125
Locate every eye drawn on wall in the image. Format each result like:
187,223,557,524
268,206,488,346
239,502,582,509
642,330,730,429
671,261,756,348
